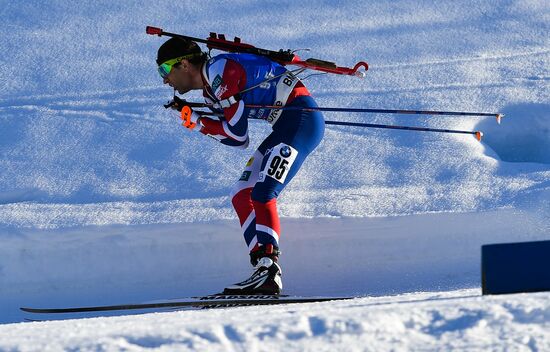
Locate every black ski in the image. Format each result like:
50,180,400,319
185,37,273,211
20,295,353,314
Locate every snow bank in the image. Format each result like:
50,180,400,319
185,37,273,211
2,210,548,324
477,103,550,164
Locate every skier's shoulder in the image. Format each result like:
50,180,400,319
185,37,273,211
205,53,252,84
205,54,236,78
206,53,243,70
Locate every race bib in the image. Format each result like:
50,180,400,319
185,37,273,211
266,71,299,126
259,143,298,184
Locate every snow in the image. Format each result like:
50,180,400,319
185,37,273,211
0,0,549,350
2,290,550,351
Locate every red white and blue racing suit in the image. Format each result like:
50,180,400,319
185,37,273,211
197,53,324,256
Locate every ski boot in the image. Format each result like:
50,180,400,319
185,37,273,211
223,245,282,295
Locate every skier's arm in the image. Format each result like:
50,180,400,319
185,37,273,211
199,59,249,148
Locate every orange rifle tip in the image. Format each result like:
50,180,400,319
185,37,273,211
475,131,483,142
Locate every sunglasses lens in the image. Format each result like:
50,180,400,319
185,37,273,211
158,54,195,79
158,63,172,79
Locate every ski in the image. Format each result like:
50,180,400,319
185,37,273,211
20,295,353,314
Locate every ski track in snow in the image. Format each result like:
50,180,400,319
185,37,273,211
1,47,547,122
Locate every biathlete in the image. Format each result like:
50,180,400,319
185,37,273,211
156,37,324,295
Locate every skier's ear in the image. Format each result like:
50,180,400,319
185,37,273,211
178,59,190,72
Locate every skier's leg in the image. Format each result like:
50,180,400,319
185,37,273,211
249,142,306,264
250,97,324,265
224,96,324,295
230,150,264,248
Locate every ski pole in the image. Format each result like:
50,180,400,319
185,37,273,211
182,101,503,123
244,105,504,124
166,100,484,140
324,120,483,141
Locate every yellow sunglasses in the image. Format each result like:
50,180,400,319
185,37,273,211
158,54,199,78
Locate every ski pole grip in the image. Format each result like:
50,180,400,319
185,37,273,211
146,26,163,36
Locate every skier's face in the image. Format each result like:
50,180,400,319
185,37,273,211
163,64,191,94
162,58,204,95
163,63,193,94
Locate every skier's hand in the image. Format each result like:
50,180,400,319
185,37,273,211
180,105,201,130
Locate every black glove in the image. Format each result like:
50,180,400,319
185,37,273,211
164,95,186,111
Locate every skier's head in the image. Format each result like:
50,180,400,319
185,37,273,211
157,37,207,94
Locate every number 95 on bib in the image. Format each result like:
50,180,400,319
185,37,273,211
259,143,299,184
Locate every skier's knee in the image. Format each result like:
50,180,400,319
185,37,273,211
231,187,253,211
251,186,278,203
